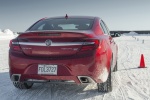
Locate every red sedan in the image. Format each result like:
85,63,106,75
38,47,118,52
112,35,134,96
9,15,118,92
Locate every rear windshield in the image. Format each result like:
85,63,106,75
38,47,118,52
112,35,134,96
28,18,94,31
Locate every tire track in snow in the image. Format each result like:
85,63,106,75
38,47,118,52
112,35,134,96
125,43,150,99
112,39,128,100
12,84,45,100
117,37,149,99
120,43,141,99
115,37,140,100
111,72,125,100
102,72,125,100
127,81,149,99
117,40,130,100
102,94,106,100
116,73,126,100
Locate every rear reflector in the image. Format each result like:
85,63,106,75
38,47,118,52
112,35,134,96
12,45,21,51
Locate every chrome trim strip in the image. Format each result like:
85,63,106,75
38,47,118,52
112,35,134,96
19,42,46,46
26,79,76,84
52,42,84,46
12,42,19,45
83,42,95,45
19,42,95,46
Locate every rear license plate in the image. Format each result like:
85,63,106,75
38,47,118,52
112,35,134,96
38,64,57,75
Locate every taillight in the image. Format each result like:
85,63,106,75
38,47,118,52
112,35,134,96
80,39,100,51
9,39,21,51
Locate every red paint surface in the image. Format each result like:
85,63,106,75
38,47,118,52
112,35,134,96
9,16,118,84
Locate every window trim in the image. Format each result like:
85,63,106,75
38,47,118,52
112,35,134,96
101,20,110,35
100,20,110,35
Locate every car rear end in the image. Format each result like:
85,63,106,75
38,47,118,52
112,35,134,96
9,17,108,88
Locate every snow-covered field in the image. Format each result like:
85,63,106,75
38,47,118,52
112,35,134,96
0,33,150,100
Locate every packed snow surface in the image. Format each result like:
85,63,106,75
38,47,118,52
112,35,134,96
0,33,150,100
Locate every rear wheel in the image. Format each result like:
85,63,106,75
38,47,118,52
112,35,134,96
13,82,33,89
97,71,112,92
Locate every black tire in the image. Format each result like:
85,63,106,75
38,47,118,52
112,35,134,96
97,71,112,92
113,61,118,72
13,82,33,89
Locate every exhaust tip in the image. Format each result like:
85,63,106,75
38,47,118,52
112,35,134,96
78,76,95,84
80,77,89,83
11,74,21,82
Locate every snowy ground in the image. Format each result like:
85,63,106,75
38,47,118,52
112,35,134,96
0,34,150,100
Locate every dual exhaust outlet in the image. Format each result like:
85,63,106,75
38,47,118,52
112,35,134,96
11,74,95,84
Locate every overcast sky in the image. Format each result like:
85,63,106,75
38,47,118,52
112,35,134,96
0,0,150,32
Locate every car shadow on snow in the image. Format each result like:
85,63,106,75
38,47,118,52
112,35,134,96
0,72,105,100
118,67,146,71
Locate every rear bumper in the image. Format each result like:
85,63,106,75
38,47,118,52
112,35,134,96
9,50,109,84
11,74,96,84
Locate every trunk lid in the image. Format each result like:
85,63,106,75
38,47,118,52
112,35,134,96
18,31,93,57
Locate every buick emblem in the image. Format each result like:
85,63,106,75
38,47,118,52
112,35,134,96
45,39,52,46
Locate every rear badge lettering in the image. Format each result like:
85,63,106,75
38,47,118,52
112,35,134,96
22,48,32,50
61,48,78,51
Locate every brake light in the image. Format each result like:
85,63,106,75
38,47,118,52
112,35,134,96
9,39,21,51
80,39,99,51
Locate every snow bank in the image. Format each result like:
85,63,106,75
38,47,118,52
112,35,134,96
0,29,17,40
0,29,3,34
3,29,14,35
123,31,138,36
122,31,150,37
